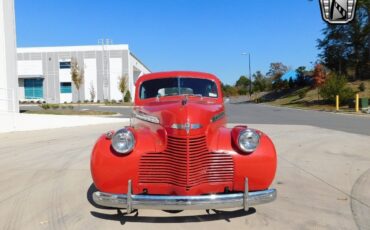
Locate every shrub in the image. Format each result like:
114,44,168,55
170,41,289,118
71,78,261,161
359,82,366,92
319,74,355,104
68,105,74,110
50,104,60,110
64,101,67,104
77,100,81,104
298,90,307,99
61,105,67,110
237,88,248,95
124,91,132,102
97,100,100,103
84,100,89,103
111,99,117,104
40,104,50,110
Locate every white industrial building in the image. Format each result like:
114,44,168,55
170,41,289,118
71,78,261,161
0,0,18,114
17,45,150,103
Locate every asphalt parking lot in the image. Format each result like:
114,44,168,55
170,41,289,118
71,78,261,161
2,104,370,229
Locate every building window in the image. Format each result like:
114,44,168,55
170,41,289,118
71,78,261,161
60,82,72,93
59,61,71,69
24,79,43,99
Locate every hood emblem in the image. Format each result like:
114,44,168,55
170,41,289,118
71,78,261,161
171,122,202,134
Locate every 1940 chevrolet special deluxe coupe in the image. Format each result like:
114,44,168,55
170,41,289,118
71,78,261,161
91,71,277,213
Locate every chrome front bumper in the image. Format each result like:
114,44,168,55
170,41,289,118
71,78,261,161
93,179,277,213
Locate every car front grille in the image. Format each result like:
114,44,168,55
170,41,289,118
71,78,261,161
139,135,234,189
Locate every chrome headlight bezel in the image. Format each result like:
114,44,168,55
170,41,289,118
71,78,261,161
237,128,260,153
111,128,135,154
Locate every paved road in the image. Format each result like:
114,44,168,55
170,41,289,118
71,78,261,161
0,119,369,229
21,103,370,136
226,103,370,136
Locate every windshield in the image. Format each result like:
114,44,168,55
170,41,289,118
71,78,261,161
139,77,218,99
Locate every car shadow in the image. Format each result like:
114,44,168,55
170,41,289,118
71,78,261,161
87,183,256,224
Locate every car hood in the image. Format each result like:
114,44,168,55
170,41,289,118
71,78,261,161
135,98,225,136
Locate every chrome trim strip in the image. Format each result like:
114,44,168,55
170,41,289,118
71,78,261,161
93,178,276,210
133,111,160,124
211,111,225,123
171,123,202,129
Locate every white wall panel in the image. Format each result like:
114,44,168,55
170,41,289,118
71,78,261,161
60,93,72,103
84,58,97,102
109,58,122,100
17,60,42,76
59,69,71,82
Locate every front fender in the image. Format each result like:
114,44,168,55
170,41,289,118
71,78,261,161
90,126,165,194
210,126,277,191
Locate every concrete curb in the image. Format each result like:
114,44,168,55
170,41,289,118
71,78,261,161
0,113,129,133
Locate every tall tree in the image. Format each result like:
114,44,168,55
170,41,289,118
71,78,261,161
70,57,84,103
295,66,308,87
267,62,288,91
266,62,289,81
235,76,251,95
317,0,370,79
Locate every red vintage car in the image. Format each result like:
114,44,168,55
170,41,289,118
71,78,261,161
91,71,277,213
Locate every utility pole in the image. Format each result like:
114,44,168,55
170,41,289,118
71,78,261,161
242,52,252,98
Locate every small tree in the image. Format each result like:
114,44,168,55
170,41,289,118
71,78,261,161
118,74,128,102
89,81,96,102
71,57,84,103
235,75,251,96
253,71,270,99
222,84,238,97
312,64,326,88
295,66,307,87
312,64,326,100
124,90,132,102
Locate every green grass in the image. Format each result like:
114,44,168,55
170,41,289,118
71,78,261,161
25,110,116,116
264,80,370,113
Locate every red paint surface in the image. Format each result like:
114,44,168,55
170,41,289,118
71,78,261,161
91,71,277,195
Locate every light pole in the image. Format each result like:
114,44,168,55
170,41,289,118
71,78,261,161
242,52,252,97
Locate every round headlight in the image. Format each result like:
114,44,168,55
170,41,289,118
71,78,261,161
238,129,260,153
111,128,135,154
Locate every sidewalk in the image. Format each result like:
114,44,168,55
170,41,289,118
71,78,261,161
0,112,128,133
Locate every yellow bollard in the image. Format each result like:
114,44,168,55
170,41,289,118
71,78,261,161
355,93,359,112
336,95,339,111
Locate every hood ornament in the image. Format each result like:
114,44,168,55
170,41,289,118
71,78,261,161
181,95,188,106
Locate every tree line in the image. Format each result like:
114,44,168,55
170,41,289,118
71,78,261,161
224,1,369,104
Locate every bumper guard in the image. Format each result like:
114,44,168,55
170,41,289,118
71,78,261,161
93,178,276,213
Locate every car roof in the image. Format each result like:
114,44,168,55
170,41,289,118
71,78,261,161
135,71,221,86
